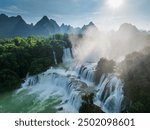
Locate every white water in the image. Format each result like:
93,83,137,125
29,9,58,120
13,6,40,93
0,47,125,113
62,48,73,64
53,50,58,65
19,68,83,112
94,74,124,113
73,63,96,82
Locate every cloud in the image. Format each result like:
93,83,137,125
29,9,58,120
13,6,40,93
0,0,150,30
0,5,28,15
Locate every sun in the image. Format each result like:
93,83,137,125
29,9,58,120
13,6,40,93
107,0,124,9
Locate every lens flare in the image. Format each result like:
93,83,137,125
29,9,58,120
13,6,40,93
107,0,124,9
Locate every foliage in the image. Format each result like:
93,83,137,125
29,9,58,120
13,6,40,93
29,57,51,75
0,69,21,92
0,34,71,93
119,46,150,112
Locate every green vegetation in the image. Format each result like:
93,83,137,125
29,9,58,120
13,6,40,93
0,34,71,93
94,50,150,113
119,46,150,112
0,69,21,92
29,58,52,75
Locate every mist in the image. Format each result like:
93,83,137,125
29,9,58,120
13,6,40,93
69,23,150,63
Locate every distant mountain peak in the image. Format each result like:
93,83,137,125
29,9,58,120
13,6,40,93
60,23,71,28
61,23,65,26
34,15,60,35
0,13,8,17
81,21,97,33
119,23,139,32
42,16,49,20
0,13,8,20
16,15,22,19
88,21,95,26
82,21,96,28
39,16,50,23
35,16,50,27
16,15,26,24
49,19,58,24
0,14,99,38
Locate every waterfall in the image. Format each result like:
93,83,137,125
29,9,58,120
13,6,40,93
53,50,58,65
19,75,39,89
77,63,96,82
0,48,125,113
62,48,73,64
18,63,124,113
17,67,90,112
94,74,124,113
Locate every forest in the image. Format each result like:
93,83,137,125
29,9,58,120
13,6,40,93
119,46,150,112
0,34,71,92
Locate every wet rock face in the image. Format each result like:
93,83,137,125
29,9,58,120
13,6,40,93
82,93,94,104
94,58,116,85
79,93,104,113
79,103,104,113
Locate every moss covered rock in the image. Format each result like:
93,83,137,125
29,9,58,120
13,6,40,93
79,93,104,113
94,58,116,85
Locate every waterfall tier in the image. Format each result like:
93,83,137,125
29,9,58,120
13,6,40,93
0,47,125,113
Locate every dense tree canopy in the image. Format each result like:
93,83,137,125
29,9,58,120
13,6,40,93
119,46,150,112
0,34,71,93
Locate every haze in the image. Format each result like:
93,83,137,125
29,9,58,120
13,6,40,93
0,0,150,30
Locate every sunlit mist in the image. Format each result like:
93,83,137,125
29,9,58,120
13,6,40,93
69,24,150,63
107,0,124,9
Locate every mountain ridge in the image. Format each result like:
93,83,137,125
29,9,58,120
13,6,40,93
0,14,97,38
0,14,146,38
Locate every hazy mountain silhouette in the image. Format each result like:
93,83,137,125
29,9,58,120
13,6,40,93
0,14,148,38
33,16,60,35
60,23,80,34
0,14,98,38
0,14,32,37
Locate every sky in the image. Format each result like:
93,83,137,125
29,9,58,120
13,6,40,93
0,0,150,31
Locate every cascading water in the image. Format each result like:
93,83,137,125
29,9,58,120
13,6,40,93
94,74,124,113
74,63,96,82
19,68,84,112
53,50,58,65
0,46,125,113
62,48,73,64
